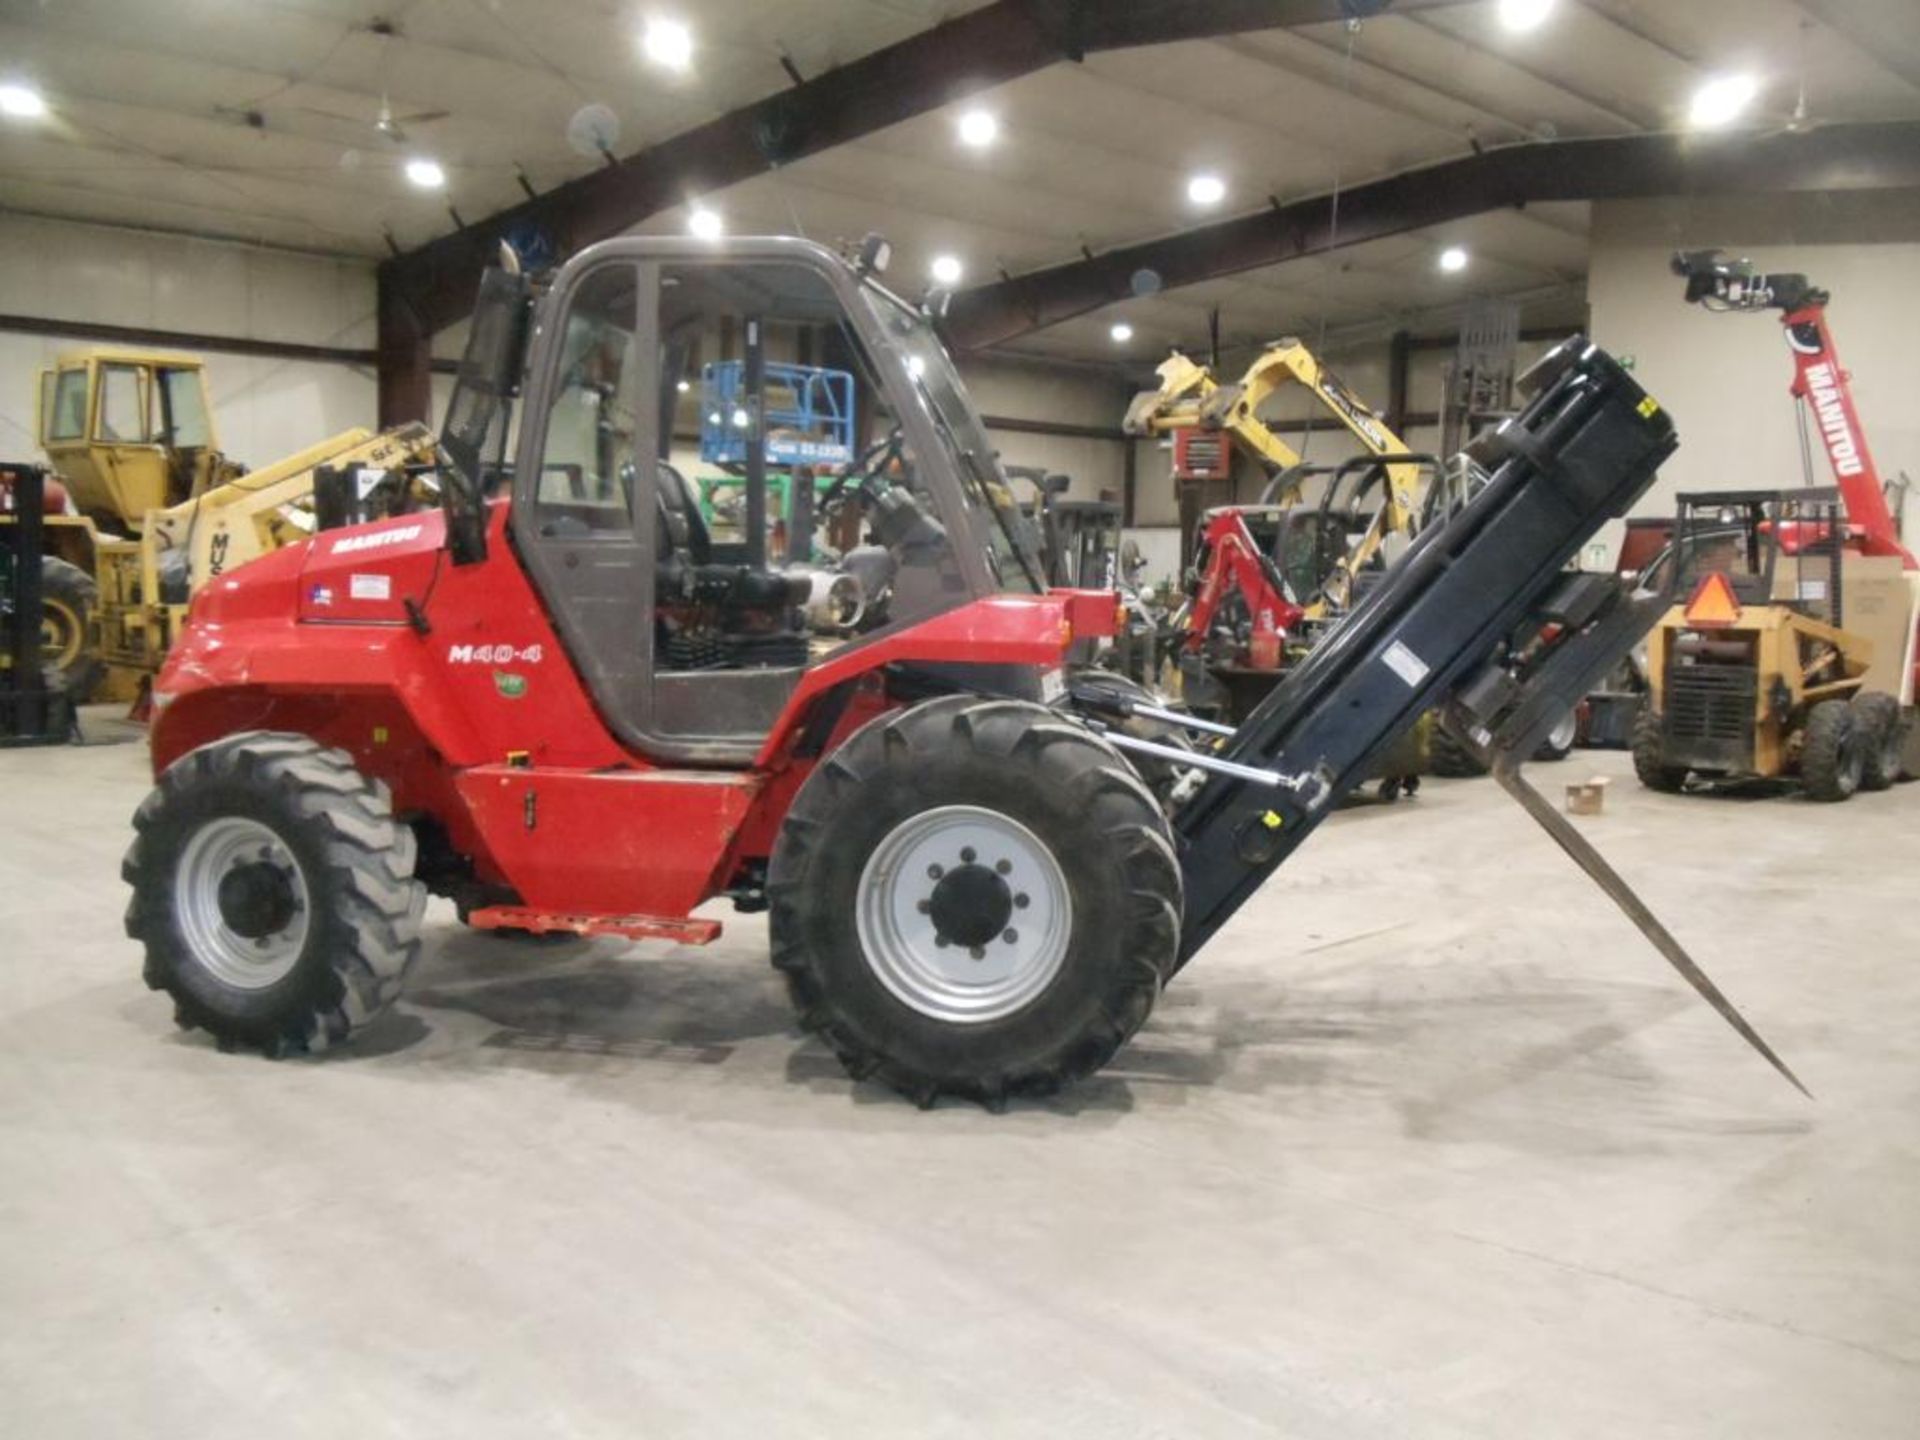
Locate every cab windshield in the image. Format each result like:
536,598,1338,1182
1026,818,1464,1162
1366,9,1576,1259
854,281,1046,593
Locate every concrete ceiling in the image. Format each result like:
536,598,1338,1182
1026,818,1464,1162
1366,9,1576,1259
3,0,1918,363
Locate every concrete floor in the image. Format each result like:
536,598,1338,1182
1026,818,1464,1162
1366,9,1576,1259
2,717,1916,1439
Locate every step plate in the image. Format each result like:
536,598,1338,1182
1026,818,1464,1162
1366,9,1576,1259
467,906,722,945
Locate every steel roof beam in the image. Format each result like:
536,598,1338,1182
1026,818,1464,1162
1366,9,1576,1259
378,0,1454,349
942,120,1920,351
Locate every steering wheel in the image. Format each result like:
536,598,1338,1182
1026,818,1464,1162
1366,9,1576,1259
818,428,907,513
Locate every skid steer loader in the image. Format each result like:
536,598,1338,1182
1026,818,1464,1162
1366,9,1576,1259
121,235,1803,1108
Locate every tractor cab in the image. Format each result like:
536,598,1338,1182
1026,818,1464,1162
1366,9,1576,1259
36,349,231,531
438,236,1055,764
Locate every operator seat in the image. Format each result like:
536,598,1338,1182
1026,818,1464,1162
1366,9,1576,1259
652,460,810,671
654,460,712,567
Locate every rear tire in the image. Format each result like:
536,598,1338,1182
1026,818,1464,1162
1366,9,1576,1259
768,695,1182,1108
1534,708,1579,762
1631,704,1689,792
124,732,426,1055
38,556,104,702
1850,691,1904,791
1800,699,1863,803
1428,721,1486,778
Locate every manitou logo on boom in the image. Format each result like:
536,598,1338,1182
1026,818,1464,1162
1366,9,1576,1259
1804,364,1865,477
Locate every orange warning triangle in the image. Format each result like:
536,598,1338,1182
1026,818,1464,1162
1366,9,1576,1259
1683,570,1743,629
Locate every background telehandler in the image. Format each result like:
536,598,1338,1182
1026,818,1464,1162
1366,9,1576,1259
1631,251,1918,798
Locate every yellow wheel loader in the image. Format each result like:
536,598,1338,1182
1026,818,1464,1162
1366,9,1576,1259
5,348,437,702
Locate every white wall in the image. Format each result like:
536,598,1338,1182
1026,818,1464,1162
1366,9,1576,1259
960,357,1130,503
0,214,381,471
1586,191,1920,557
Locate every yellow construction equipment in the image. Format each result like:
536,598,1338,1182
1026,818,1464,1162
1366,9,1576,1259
1122,339,1424,618
8,347,439,700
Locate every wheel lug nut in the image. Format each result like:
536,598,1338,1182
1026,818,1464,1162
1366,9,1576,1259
1014,893,1030,908
916,899,931,914
995,859,1011,875
934,935,949,948
1002,928,1018,944
927,863,943,880
960,847,976,864
969,946,986,960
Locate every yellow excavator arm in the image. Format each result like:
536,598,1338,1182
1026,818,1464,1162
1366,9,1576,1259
1123,338,1425,616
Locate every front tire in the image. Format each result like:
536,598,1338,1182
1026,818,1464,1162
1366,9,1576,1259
123,732,426,1055
768,696,1183,1107
39,555,104,702
1800,699,1863,802
1631,704,1689,792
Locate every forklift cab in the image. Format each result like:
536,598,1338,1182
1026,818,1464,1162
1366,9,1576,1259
36,350,226,529
457,236,1049,764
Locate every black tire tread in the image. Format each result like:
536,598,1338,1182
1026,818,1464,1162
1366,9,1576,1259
768,695,1182,1107
1850,691,1904,792
38,554,105,702
1428,722,1487,778
1799,699,1860,803
123,730,425,1053
1631,704,1689,792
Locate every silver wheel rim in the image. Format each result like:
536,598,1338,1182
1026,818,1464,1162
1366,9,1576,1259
855,804,1072,1025
1546,710,1579,754
175,817,311,989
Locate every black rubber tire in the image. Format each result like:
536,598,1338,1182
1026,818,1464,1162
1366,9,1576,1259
1800,699,1863,803
1534,708,1579,763
767,695,1183,1108
1850,691,1904,792
38,555,104,702
1428,721,1487,778
124,731,427,1055
1066,669,1195,810
1631,704,1689,792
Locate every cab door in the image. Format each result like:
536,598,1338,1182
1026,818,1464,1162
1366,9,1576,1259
509,260,660,756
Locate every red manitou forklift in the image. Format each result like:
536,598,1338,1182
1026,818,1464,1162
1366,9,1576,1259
122,236,1803,1107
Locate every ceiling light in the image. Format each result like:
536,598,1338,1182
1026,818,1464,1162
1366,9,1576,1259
687,204,723,240
1109,321,1135,343
956,108,998,148
929,254,964,286
0,83,47,119
731,407,750,428
642,18,693,72
1438,246,1469,273
404,157,446,189
1497,0,1555,32
1688,73,1759,129
1186,173,1227,207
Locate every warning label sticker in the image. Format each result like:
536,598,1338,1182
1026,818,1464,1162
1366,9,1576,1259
1382,640,1430,688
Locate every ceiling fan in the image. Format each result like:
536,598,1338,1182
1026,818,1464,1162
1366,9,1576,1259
292,91,450,145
